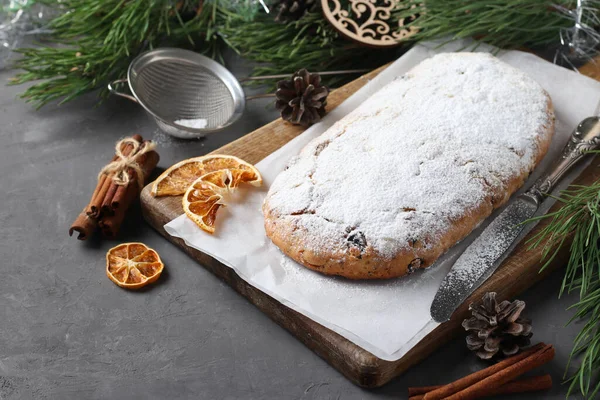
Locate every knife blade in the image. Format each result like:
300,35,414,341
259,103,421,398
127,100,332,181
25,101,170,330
431,116,600,323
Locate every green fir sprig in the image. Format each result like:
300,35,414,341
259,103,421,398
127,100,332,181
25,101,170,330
221,6,400,88
527,156,600,398
10,0,584,108
10,0,232,108
566,280,600,398
396,0,577,50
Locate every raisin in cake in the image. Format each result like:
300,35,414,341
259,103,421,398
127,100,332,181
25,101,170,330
263,52,555,280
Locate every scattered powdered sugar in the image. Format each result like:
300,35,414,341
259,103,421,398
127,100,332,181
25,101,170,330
442,197,538,290
174,118,208,129
151,128,205,148
164,43,600,360
277,245,408,314
264,52,553,263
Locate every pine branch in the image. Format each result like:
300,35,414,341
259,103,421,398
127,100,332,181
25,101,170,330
221,5,400,89
396,0,577,50
10,0,230,108
526,153,600,398
225,0,579,89
10,0,585,107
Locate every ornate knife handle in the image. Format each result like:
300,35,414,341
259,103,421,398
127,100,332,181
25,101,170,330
523,116,600,205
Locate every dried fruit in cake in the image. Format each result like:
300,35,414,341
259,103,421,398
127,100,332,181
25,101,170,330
262,52,555,279
106,242,164,289
183,168,262,234
151,154,262,197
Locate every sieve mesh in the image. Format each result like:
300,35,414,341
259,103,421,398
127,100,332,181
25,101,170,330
130,58,236,130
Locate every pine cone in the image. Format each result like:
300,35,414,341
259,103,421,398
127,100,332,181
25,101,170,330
462,292,533,360
274,0,316,23
275,69,329,127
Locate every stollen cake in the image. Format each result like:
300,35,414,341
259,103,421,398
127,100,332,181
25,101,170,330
263,52,555,280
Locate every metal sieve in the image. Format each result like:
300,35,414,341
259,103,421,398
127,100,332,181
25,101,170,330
108,48,368,139
108,48,246,139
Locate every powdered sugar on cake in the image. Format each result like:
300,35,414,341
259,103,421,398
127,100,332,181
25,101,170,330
264,53,552,263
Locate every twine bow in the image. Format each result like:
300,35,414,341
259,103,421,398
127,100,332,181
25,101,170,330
98,137,156,191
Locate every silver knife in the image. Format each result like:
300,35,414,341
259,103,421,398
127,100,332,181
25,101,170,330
430,115,600,323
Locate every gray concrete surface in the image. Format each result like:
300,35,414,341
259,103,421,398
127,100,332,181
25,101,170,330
0,56,587,399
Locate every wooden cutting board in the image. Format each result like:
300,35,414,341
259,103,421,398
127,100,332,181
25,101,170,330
141,57,600,388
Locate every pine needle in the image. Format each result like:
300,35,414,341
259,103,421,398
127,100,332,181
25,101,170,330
220,7,401,89
397,0,577,50
526,152,600,398
10,0,580,107
10,0,231,108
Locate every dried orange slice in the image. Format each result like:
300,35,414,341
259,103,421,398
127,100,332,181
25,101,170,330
106,242,164,289
151,154,262,197
182,168,259,234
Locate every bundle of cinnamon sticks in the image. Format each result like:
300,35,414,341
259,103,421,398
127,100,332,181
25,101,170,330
69,134,159,240
408,343,554,400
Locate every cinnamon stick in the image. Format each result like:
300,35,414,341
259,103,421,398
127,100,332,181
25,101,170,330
487,374,552,395
409,375,552,400
100,184,118,216
110,137,151,211
99,148,159,238
112,184,128,209
88,174,112,218
97,134,143,215
445,345,555,400
423,342,546,400
88,153,123,217
89,173,107,210
70,134,158,240
99,184,138,238
68,208,98,240
409,385,444,396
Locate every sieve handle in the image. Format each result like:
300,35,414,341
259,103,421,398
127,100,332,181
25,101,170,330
107,79,138,103
246,93,276,100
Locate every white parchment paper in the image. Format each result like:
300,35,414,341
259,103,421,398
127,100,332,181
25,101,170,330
165,40,600,361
